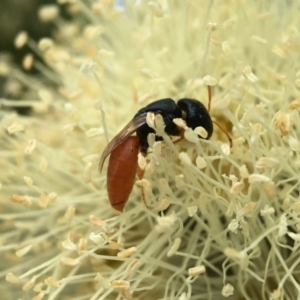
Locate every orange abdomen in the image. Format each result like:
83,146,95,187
107,136,140,212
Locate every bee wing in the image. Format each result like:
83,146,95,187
99,113,147,172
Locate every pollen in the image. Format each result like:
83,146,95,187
38,38,54,50
222,41,231,56
156,198,171,211
230,181,244,194
287,232,300,242
288,99,300,109
248,174,272,183
222,284,234,297
78,238,87,251
109,241,123,250
206,22,217,31
184,128,200,143
32,292,44,300
228,219,239,233
260,205,275,216
188,265,206,277
23,176,33,186
255,157,279,169
167,238,181,257
10,194,32,207
270,289,281,300
7,122,25,134
6,273,20,284
173,118,187,129
85,127,104,137
24,139,36,155
178,152,192,165
187,206,198,217
196,156,207,169
38,5,59,22
155,213,177,233
45,277,60,288
64,206,75,221
61,257,80,266
117,247,137,258
251,35,268,44
90,232,107,244
203,75,218,86
22,54,34,70
22,276,37,291
126,259,141,275
138,153,147,170
288,136,299,151
61,240,77,251
89,215,108,227
274,111,292,136
194,126,208,139
15,245,32,257
14,31,28,49
239,165,249,178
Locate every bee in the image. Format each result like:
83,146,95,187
99,87,231,212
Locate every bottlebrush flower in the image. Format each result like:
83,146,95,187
1,1,300,299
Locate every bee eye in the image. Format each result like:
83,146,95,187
177,98,213,139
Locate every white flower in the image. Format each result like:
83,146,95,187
1,1,300,299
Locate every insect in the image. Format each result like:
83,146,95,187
99,87,231,212
105,136,140,212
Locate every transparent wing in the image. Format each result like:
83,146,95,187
99,113,147,172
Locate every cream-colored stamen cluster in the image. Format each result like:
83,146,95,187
1,1,300,299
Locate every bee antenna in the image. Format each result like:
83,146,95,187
212,120,233,148
207,85,212,112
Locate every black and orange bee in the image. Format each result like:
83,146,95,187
99,87,231,212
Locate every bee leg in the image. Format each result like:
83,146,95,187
141,185,150,209
136,157,150,209
173,128,185,144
